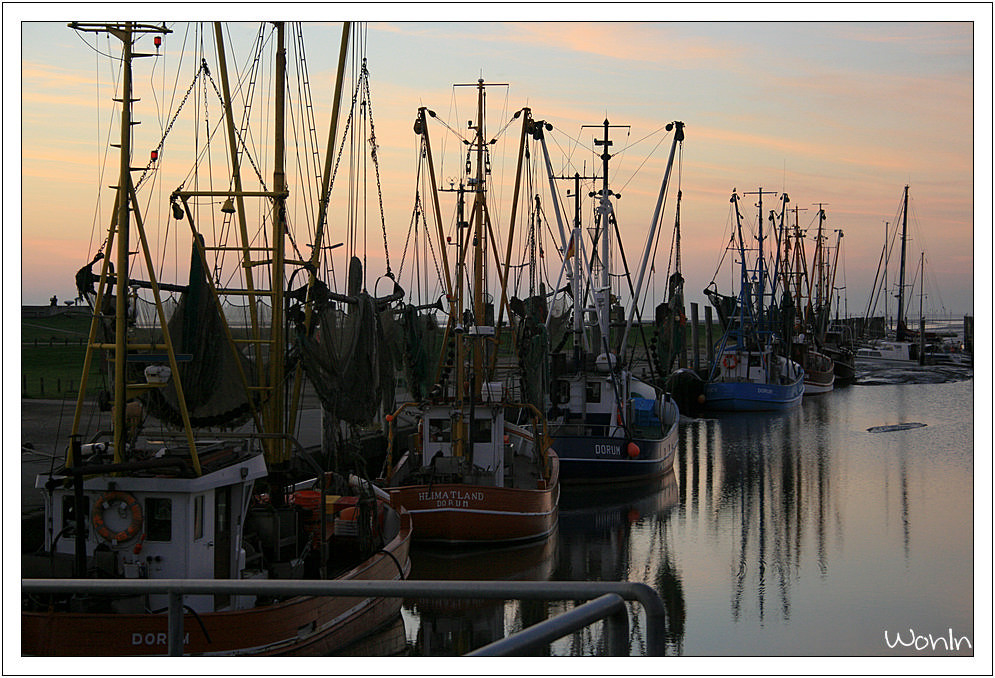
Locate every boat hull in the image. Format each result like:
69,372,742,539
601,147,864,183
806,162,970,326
703,377,805,411
830,355,856,385
22,511,412,656
803,370,835,394
555,400,680,483
386,454,559,545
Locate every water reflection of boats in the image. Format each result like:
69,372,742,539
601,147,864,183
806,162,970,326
682,403,839,625
556,472,684,655
558,472,678,576
403,533,557,655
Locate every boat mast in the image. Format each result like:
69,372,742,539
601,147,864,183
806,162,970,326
813,203,827,312
896,185,910,340
289,21,351,431
67,23,201,470
744,188,776,331
265,21,290,464
619,121,684,354
596,120,613,346
113,22,134,461
471,79,487,396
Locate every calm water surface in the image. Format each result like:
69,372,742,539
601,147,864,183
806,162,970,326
398,376,976,657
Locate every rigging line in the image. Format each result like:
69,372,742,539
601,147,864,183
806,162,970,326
135,59,206,192
421,190,445,300
203,66,270,193
279,58,307,265
73,28,122,61
489,108,524,145
431,102,472,146
397,182,422,282
547,129,592,191
618,123,672,154
296,24,323,247
362,64,393,277
150,24,169,279
87,30,119,261
616,128,672,195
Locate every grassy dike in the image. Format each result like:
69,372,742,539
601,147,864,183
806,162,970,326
21,313,107,398
21,309,715,399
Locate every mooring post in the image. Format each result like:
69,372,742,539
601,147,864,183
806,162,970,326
690,303,700,371
704,305,714,370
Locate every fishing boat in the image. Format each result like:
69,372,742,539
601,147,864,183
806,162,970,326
532,119,682,482
22,21,411,656
702,189,804,411
379,81,558,544
822,323,857,385
791,341,835,394
781,201,836,394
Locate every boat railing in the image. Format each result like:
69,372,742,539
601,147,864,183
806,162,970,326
22,577,668,656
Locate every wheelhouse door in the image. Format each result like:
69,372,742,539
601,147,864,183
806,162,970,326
214,485,232,608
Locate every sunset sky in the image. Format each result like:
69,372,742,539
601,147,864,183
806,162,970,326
7,8,990,323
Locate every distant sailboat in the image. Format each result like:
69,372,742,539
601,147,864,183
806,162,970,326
857,185,926,366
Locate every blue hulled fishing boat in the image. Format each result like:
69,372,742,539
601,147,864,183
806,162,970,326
529,119,683,481
702,189,804,412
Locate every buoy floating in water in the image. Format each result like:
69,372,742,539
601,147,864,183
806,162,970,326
867,423,927,433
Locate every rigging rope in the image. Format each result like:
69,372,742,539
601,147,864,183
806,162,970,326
360,61,393,278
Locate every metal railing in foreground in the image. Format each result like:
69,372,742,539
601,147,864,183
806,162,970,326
22,578,667,656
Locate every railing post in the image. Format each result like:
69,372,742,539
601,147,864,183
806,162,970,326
604,598,630,656
168,590,184,656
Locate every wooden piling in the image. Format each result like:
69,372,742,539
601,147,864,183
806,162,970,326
690,303,700,371
705,306,714,371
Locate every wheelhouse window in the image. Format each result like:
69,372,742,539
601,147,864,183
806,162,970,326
585,381,602,403
194,495,204,540
472,417,493,443
429,418,451,442
61,495,90,538
145,497,172,542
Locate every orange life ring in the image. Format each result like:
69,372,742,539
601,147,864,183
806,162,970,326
92,490,143,545
722,354,739,370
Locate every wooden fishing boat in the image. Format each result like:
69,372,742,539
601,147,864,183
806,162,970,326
823,324,857,385
384,407,559,544
379,81,558,544
531,120,683,483
22,21,411,656
792,341,835,394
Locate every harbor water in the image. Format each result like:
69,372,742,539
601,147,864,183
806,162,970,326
397,372,978,657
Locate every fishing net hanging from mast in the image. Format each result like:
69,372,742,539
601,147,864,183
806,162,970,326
142,236,256,427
